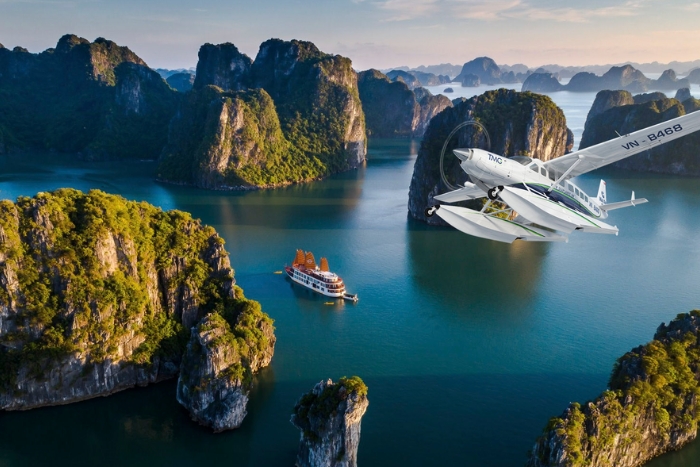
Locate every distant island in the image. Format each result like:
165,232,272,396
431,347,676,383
0,189,275,432
580,89,700,174
528,310,700,467
523,65,691,93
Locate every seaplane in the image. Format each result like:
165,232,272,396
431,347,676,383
425,110,700,243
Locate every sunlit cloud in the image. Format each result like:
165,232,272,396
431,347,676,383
356,0,653,23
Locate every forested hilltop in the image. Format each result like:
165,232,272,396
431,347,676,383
0,189,275,430
0,35,176,160
0,35,366,189
529,311,700,467
159,39,366,189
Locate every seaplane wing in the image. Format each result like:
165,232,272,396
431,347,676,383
433,181,485,203
544,109,700,178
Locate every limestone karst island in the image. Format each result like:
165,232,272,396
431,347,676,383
2,3,700,463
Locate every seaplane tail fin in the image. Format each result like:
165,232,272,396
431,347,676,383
597,180,607,204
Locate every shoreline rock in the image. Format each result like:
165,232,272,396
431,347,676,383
291,377,369,467
528,310,700,467
0,189,274,424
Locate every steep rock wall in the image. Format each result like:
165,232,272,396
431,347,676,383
176,290,275,432
291,377,369,467
193,43,251,92
0,189,238,410
528,311,700,467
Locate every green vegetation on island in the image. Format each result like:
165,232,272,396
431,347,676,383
0,35,177,159
529,310,700,467
0,189,273,410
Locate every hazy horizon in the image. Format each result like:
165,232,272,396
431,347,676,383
1,0,700,71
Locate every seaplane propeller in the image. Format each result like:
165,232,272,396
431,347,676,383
425,120,494,218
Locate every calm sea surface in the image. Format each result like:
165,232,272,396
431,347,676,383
1,88,700,466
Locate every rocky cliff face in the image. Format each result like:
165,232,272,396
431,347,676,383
291,377,369,467
580,94,700,174
357,70,452,138
528,311,700,467
0,34,170,154
176,288,275,432
414,90,453,138
160,39,366,189
249,39,366,171
159,86,297,189
357,69,418,137
408,89,573,224
87,62,180,160
193,43,251,92
0,189,250,410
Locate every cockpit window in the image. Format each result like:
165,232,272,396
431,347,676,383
510,155,533,166
529,164,538,172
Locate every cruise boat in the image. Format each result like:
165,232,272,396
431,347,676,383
285,250,358,301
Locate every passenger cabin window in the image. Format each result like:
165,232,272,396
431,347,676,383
575,188,580,197
540,167,547,177
584,194,589,202
548,171,556,181
566,182,573,192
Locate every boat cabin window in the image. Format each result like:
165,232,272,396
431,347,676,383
540,167,547,177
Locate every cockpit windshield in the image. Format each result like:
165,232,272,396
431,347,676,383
509,155,533,165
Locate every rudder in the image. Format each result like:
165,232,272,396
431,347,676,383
597,180,607,204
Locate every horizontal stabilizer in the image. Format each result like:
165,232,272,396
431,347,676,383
433,182,485,203
434,205,567,243
601,198,648,211
601,192,648,211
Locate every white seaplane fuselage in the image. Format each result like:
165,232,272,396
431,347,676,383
455,148,606,219
429,110,700,243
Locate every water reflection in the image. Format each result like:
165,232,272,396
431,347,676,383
406,218,549,308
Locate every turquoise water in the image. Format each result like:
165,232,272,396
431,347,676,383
1,139,700,465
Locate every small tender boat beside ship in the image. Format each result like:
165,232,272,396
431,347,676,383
285,250,358,302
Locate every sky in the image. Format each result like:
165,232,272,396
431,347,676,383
1,0,699,71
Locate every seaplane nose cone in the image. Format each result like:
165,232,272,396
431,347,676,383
454,149,473,161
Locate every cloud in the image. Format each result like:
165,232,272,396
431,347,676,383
356,0,651,23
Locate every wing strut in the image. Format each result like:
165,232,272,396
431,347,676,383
547,155,584,192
